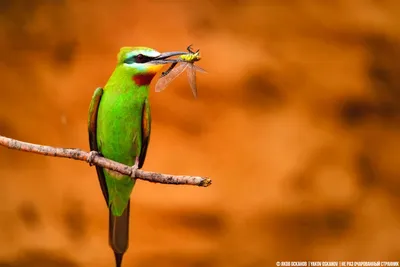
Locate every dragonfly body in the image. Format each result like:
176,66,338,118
155,45,206,98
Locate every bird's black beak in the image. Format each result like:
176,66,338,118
150,51,188,65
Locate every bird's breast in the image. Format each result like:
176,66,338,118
96,91,145,165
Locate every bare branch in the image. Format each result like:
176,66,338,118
0,135,211,187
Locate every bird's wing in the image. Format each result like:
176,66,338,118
138,98,151,169
88,87,109,203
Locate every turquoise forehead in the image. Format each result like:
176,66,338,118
125,48,161,59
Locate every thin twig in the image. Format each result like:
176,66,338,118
0,135,211,187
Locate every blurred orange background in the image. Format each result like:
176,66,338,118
1,1,400,266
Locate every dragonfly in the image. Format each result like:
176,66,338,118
155,45,206,98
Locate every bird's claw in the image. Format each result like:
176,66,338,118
131,164,139,178
87,151,100,166
131,158,140,178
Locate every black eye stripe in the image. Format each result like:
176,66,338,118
124,53,153,64
124,57,135,64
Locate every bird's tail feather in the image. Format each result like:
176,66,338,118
109,200,130,267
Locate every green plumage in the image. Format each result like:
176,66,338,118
88,46,187,267
88,47,157,267
97,78,148,216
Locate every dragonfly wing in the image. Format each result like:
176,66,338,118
155,63,188,92
193,65,207,73
187,64,198,98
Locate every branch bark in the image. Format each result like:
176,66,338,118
0,135,211,187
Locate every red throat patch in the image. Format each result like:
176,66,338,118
132,73,156,86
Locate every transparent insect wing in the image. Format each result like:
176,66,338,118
155,62,189,92
187,63,198,98
193,64,207,73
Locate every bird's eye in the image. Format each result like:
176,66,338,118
135,54,146,63
123,53,151,64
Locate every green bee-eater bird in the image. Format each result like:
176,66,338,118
87,47,187,267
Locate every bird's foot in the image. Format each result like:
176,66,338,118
87,151,100,166
131,158,140,178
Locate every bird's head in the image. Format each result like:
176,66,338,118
116,47,186,86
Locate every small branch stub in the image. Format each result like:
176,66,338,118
0,135,212,187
